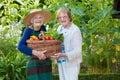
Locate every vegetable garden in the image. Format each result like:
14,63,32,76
0,0,120,80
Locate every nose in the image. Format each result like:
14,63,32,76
60,17,64,20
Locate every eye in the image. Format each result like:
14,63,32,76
63,16,68,18
38,16,43,19
58,16,68,19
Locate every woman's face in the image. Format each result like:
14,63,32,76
57,13,71,28
32,14,44,30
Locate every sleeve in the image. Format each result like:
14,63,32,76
66,28,82,62
17,28,33,55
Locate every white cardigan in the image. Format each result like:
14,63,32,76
57,23,82,66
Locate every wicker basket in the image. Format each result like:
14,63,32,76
26,40,62,58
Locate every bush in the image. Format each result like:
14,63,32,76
0,52,27,80
53,73,120,80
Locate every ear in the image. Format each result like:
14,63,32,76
30,17,34,24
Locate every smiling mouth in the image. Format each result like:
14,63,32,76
61,21,66,24
35,21,41,23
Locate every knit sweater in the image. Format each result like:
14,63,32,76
18,26,46,55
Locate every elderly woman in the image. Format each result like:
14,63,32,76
52,8,82,80
18,9,52,80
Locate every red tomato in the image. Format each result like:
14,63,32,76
44,36,50,40
49,36,54,40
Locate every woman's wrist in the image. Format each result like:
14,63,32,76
32,50,38,56
62,53,67,57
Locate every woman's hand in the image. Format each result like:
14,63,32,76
39,31,44,40
32,50,47,60
51,53,65,59
37,50,47,60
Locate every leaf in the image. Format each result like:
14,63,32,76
10,7,18,16
113,38,120,45
71,6,84,16
110,27,120,33
11,4,19,8
92,21,99,27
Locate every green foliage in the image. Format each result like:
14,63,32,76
79,73,120,80
0,7,27,79
0,52,27,80
53,73,120,80
44,30,64,41
0,38,18,55
44,30,59,38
